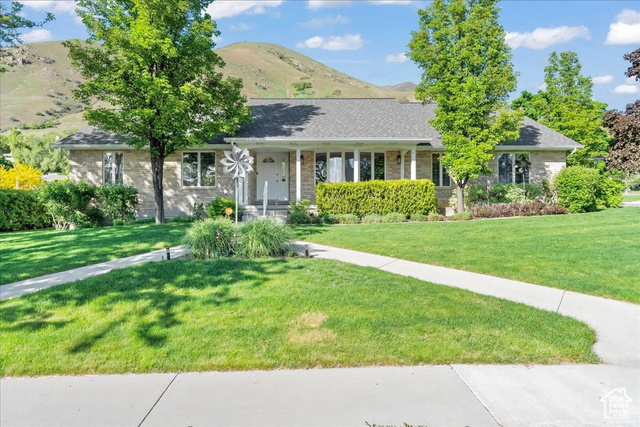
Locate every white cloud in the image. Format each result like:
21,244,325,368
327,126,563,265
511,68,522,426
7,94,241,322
628,77,639,84
299,14,349,29
19,1,82,24
605,9,640,45
230,23,254,31
505,26,590,49
592,75,614,84
207,1,283,19
613,84,639,94
296,34,364,51
308,1,352,10
385,53,407,63
20,28,53,43
538,84,547,91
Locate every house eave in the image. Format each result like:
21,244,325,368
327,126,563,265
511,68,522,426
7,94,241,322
495,145,582,151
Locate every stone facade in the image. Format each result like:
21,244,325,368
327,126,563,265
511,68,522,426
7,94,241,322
68,148,567,217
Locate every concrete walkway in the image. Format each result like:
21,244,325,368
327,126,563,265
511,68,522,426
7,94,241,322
0,245,189,300
1,242,639,426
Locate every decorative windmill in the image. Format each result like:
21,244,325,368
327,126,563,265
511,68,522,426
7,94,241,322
220,145,254,224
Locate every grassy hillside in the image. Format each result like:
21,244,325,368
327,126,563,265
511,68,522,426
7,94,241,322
1,41,414,132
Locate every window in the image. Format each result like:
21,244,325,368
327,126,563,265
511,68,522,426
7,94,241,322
182,152,216,187
432,154,450,187
498,153,530,184
103,152,123,185
315,151,386,183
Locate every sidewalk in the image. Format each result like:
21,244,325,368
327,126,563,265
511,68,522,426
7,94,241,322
1,242,639,426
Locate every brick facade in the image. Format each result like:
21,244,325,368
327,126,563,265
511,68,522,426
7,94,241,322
68,148,567,217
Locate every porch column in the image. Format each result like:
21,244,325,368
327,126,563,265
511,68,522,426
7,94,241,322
410,149,417,180
400,150,406,180
296,149,301,202
354,149,360,183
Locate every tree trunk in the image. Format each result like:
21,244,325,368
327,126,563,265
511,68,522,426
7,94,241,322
150,153,165,224
457,183,465,213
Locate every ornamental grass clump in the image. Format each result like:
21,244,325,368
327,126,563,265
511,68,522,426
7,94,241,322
184,217,238,259
382,212,406,223
361,214,383,224
239,219,293,258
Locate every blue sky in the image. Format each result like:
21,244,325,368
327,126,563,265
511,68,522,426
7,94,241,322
17,0,640,110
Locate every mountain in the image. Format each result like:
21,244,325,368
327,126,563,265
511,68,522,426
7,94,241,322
0,41,413,132
386,82,417,92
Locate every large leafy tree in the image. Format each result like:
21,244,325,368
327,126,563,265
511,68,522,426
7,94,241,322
65,0,251,224
408,0,522,212
511,51,609,167
0,2,54,72
604,49,640,174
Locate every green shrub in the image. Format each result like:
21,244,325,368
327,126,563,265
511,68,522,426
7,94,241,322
448,212,472,221
310,214,323,224
553,166,618,213
97,184,138,222
288,210,310,225
40,180,101,229
130,218,155,225
184,217,238,259
238,219,292,258
322,214,339,224
336,214,359,224
466,183,542,205
361,214,383,224
293,82,312,91
427,213,444,222
410,213,427,222
382,212,406,223
290,199,311,214
206,197,242,220
0,189,51,231
596,177,623,209
317,180,437,217
192,203,206,221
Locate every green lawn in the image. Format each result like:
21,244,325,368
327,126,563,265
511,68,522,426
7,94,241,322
0,258,597,376
0,222,191,285
623,191,640,203
294,208,640,303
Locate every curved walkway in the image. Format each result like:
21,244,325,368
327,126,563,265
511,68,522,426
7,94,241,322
1,242,638,426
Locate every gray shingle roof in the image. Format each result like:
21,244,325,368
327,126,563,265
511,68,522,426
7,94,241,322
54,99,582,150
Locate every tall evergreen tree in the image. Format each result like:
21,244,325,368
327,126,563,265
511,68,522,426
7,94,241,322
65,0,251,223
408,0,522,212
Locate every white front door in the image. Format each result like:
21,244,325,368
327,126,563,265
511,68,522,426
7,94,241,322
257,154,289,202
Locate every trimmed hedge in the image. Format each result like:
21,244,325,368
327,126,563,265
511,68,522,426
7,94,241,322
206,197,243,220
317,180,437,217
0,189,51,231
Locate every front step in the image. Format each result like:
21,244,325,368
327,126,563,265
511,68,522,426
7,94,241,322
242,205,289,224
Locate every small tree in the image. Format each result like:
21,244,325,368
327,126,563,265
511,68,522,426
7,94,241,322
408,0,522,212
0,2,54,72
0,163,44,190
65,0,251,224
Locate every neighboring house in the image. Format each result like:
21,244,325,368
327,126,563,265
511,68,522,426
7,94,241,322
54,98,582,217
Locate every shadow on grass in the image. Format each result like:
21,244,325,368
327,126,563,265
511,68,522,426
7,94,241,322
0,223,190,285
291,224,331,239
0,258,295,352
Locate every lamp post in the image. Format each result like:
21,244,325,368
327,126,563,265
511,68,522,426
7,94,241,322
220,145,254,224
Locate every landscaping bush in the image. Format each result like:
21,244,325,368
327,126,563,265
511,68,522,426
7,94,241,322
290,199,311,214
466,183,543,205
382,212,406,223
167,215,196,224
0,189,51,231
184,217,238,259
288,210,310,225
97,184,139,222
448,212,472,221
554,166,623,213
206,197,242,220
596,177,623,210
310,214,323,224
40,180,101,229
238,219,292,258
336,214,359,224
409,213,427,222
471,202,568,219
322,214,339,224
317,179,437,217
427,213,444,222
362,214,383,224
